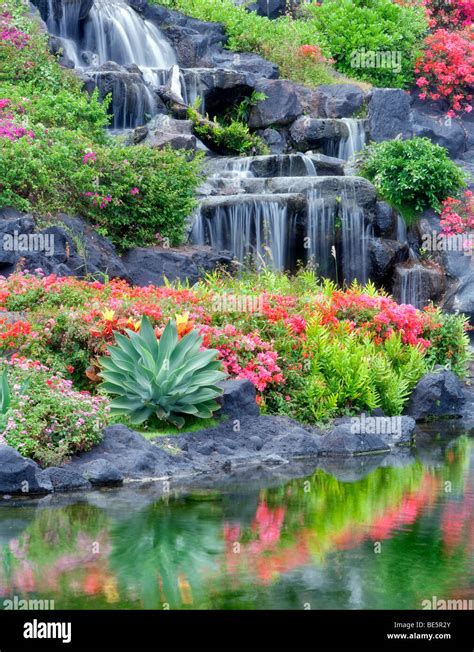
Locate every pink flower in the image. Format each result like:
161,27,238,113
130,187,140,196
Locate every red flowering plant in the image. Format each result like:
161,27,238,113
440,190,474,235
415,28,474,117
421,0,474,29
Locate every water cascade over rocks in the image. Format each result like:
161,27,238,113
33,0,453,309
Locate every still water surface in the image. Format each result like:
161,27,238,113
0,435,473,610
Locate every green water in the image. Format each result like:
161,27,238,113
0,435,473,610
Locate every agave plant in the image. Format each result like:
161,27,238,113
98,317,227,428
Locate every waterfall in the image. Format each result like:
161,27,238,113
43,0,177,128
396,214,408,244
192,199,288,270
341,198,371,285
306,190,336,278
337,119,366,161
399,267,423,308
398,249,424,308
305,185,371,283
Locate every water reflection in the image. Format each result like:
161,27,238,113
0,437,472,610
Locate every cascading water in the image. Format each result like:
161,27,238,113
398,249,425,308
192,199,289,271
305,185,371,283
340,194,371,284
42,0,177,128
306,190,336,278
337,119,366,161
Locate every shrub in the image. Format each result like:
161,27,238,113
2,358,109,467
304,0,428,87
99,317,227,428
294,319,427,421
81,145,203,249
358,137,466,220
423,309,471,377
415,28,474,117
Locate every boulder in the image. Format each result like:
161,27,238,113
0,209,128,280
81,63,167,129
290,117,349,152
208,50,279,80
130,115,203,151
372,201,397,238
218,379,260,421
312,84,365,119
78,459,124,487
412,109,466,158
249,79,303,129
238,0,289,19
318,424,391,456
122,245,233,286
67,424,188,479
393,262,445,307
367,88,413,142
369,238,409,286
40,467,92,492
0,447,52,495
32,0,94,23
256,128,286,154
405,368,465,421
181,68,256,117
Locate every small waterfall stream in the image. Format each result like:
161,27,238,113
337,119,366,161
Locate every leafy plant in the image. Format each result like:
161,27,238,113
358,137,466,221
304,0,427,87
187,101,268,156
99,317,227,428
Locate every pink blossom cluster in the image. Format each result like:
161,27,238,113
0,12,30,50
440,191,474,235
85,192,112,210
0,98,34,141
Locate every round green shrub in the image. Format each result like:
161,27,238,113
358,137,466,220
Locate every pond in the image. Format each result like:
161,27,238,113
0,431,473,611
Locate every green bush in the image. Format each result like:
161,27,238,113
82,145,203,249
304,0,427,87
423,310,471,378
2,362,109,467
358,137,466,220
